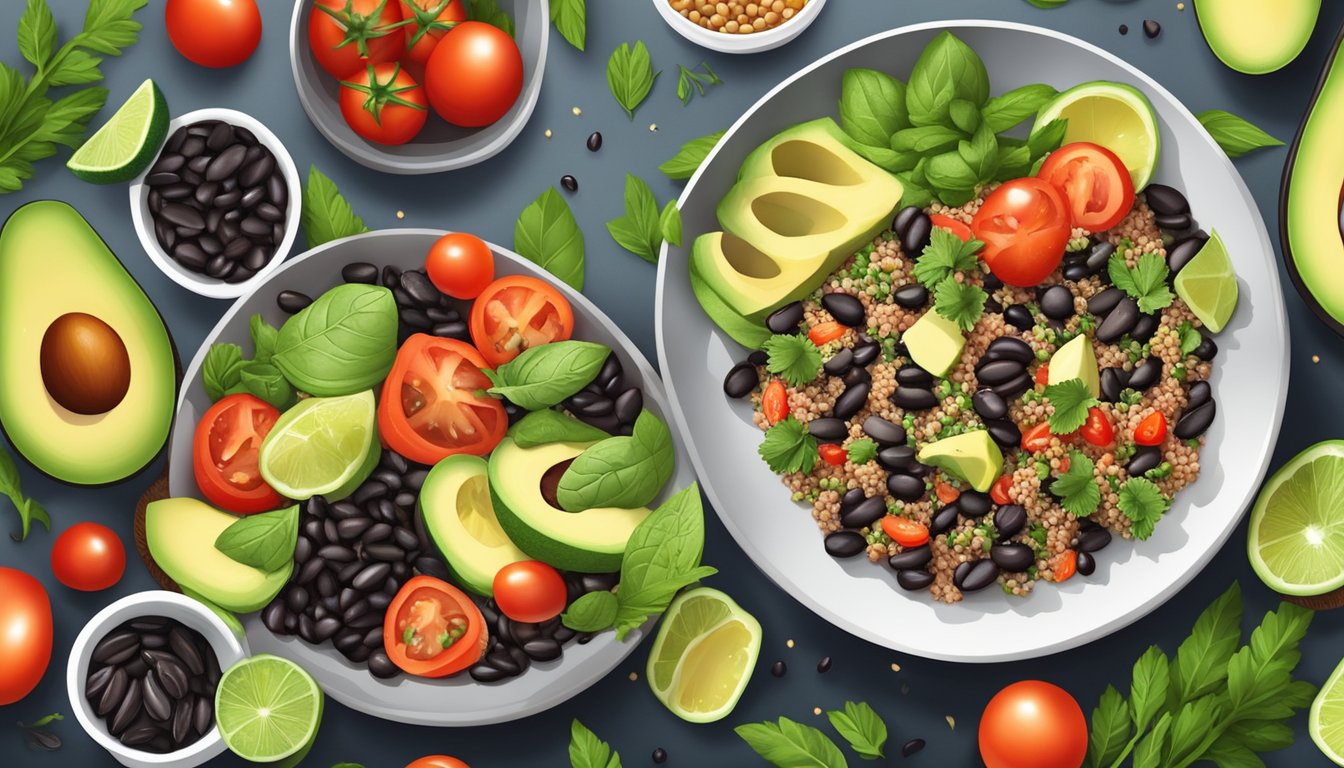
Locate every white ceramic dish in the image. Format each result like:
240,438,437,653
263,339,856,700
67,591,249,768
651,0,827,54
289,0,548,174
654,20,1289,662
165,229,695,725
128,108,301,301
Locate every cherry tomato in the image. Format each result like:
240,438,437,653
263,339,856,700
192,394,283,515
819,444,847,466
1134,411,1168,446
0,568,52,705
971,177,1072,287
165,0,262,68
340,62,428,146
378,335,507,464
1020,422,1052,453
425,21,523,127
426,232,495,300
762,380,789,425
469,276,573,368
1080,407,1114,447
1054,550,1078,582
309,0,405,79
384,576,486,678
808,321,847,346
979,680,1087,768
406,758,471,768
399,0,467,64
990,475,1013,506
881,517,930,548
492,561,567,623
1037,142,1136,232
1034,362,1050,387
51,523,125,592
929,214,974,242
935,481,960,505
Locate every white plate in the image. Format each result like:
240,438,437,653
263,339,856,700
168,229,695,724
653,20,1289,662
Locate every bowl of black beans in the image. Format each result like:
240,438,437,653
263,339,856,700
129,108,301,300
67,591,247,768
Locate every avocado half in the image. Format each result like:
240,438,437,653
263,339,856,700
0,201,179,486
1195,0,1320,75
1280,23,1344,337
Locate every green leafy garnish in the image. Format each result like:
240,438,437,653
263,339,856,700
913,227,984,288
675,62,721,105
273,284,399,397
981,83,1058,132
509,409,610,449
826,701,887,760
486,340,609,410
515,186,585,290
736,717,848,768
606,174,664,263
659,130,723,180
213,505,298,572
569,719,622,768
759,416,819,475
1044,378,1098,434
0,445,48,541
934,279,987,332
607,41,657,119
762,334,822,387
1178,322,1202,357
1050,451,1101,517
560,590,619,633
838,68,908,149
1196,109,1284,158
847,439,878,466
549,0,585,51
1108,252,1174,314
558,409,675,512
1025,0,1070,7
202,343,246,401
301,166,370,248
1118,477,1170,540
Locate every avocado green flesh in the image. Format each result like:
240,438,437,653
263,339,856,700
689,245,772,349
917,430,1004,493
1195,0,1320,75
903,312,965,377
1049,336,1099,398
420,454,528,596
0,201,176,485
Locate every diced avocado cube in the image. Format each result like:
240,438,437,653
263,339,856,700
905,312,965,377
917,430,1004,493
1048,335,1099,398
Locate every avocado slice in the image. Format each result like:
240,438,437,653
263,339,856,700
1048,336,1099,398
689,247,772,349
0,201,177,486
146,497,291,613
903,311,965,377
917,430,1004,493
1195,0,1320,75
489,436,651,573
420,455,528,596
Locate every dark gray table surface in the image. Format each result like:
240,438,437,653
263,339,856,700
3,1,1343,766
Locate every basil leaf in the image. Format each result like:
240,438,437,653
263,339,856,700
736,717,848,768
558,409,675,512
510,409,610,449
895,169,935,209
561,590,619,633
923,150,978,205
826,701,886,760
606,174,663,263
468,0,514,36
1196,109,1284,158
982,83,1058,133
1026,0,1070,7
570,720,622,768
1129,645,1171,732
249,313,279,362
659,130,723,180
890,125,964,154
994,142,1032,181
301,166,369,248
958,119,1000,183
515,187,585,290
607,40,657,119
906,30,989,127
549,0,585,51
612,483,717,639
843,139,918,173
948,98,980,134
240,361,295,410
273,284,398,397
214,505,299,572
838,68,907,148
659,200,682,248
1028,117,1069,160
486,340,610,410
202,343,245,401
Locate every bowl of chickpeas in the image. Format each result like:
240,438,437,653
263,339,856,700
654,0,826,53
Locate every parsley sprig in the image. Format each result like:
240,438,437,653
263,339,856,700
1108,252,1174,314
737,701,889,766
934,279,988,331
758,416,818,475
762,334,822,387
675,62,721,105
1044,378,1097,434
1118,477,1170,540
847,438,878,465
913,227,983,287
1050,451,1100,517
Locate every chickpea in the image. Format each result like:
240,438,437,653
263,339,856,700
725,19,739,32
753,16,767,29
709,12,725,26
716,2,728,15
746,2,758,15
764,10,779,23
674,0,802,33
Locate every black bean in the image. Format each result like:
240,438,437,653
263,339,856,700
766,302,804,334
1155,212,1190,231
892,206,922,238
121,725,160,748
887,473,925,502
1076,550,1097,576
994,504,1027,539
931,503,960,535
367,650,399,679
362,522,393,544
329,501,362,520
337,517,374,540
155,657,190,700
973,389,1008,420
193,692,214,738
1096,297,1139,342
1040,285,1075,320
1131,313,1159,343
1187,380,1211,411
146,171,182,187
1078,527,1112,553
892,387,938,411
823,348,854,377
205,144,247,182
894,365,932,389
256,202,284,223
572,393,614,417
1082,241,1114,273
903,738,927,757
991,543,1034,571
1003,303,1033,330
976,359,1025,387
365,543,405,562
842,497,887,529
353,481,389,506
807,417,847,442
341,262,379,285
893,283,929,309
1145,184,1189,216
833,381,870,420
110,678,144,735
179,136,205,158
239,154,275,188
353,562,392,592
901,211,932,256
172,697,194,745
1127,446,1162,476
609,388,641,424
770,660,787,678
582,130,603,152
957,559,1000,592
86,664,116,702
888,545,933,570
824,530,868,558
1175,400,1216,439
1193,337,1217,361
398,270,439,307
277,290,312,314
404,468,428,491
1100,367,1128,403
143,670,172,721
1088,287,1124,317
469,663,511,683
840,488,865,513
1129,357,1162,392
985,337,1035,366
560,174,578,192
522,638,563,662
897,569,935,590
843,366,872,389
851,342,880,366
878,445,915,472
1143,18,1162,38
93,631,140,665
862,415,905,445
160,202,207,230
1167,236,1205,276
240,186,266,210
822,293,865,327
261,601,289,634
816,656,833,674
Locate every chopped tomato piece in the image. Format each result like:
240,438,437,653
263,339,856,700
384,576,486,678
1034,363,1050,387
935,481,961,505
1021,422,1052,453
819,444,847,466
378,335,507,464
1036,142,1136,232
1080,407,1114,447
1134,411,1168,446
990,475,1013,506
469,275,574,368
1053,550,1078,582
808,321,847,346
929,214,974,242
882,516,930,548
762,380,789,425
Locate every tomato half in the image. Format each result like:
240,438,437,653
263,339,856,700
979,680,1087,768
384,576,487,678
400,0,467,64
309,0,405,79
0,568,52,705
469,276,574,368
378,335,508,464
406,758,471,768
192,394,283,515
426,233,495,300
425,21,523,127
1134,411,1168,446
929,214,974,242
492,561,567,623
1037,142,1136,232
52,523,125,592
881,517,930,548
340,62,429,146
165,0,262,68
971,178,1072,287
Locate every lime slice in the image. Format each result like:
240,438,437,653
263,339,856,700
1313,656,1344,766
646,587,761,723
67,79,168,184
1248,440,1344,596
1033,80,1161,190
258,391,378,501
1174,230,1238,333
214,654,323,764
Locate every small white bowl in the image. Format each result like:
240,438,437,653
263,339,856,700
67,591,249,768
651,0,827,54
129,108,302,300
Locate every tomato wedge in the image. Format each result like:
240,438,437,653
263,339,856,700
819,444,847,466
971,177,1072,287
929,214,973,242
1036,142,1136,232
384,576,487,678
1134,411,1168,446
378,335,507,464
469,275,573,368
882,516,930,548
192,394,283,514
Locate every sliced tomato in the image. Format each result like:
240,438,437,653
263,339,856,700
469,275,574,368
1034,363,1050,387
990,475,1013,506
1080,407,1114,447
971,177,1072,287
378,335,507,464
1021,422,1052,453
1134,411,1168,446
935,481,961,505
192,394,283,514
1037,142,1136,232
1053,550,1078,582
762,379,789,425
882,516,930,548
929,214,974,242
808,321,847,346
384,576,487,678
819,444,847,466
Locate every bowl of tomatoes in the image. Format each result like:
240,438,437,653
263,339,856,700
290,0,547,174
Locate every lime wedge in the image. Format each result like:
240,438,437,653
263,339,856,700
1313,656,1344,766
1248,440,1344,596
67,79,168,184
1174,230,1238,333
647,587,761,723
214,654,323,764
1033,80,1161,190
258,391,378,501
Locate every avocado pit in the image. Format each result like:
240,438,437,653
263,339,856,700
40,312,131,415
540,458,576,510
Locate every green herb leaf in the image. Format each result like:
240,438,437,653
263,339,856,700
847,439,877,465
923,150,979,204
1130,645,1171,732
1178,321,1202,357
561,590,619,633
18,0,57,69
549,0,586,51
933,279,987,332
612,483,717,639
735,717,849,768
659,130,723,180
487,340,611,410
331,763,365,768
239,361,296,410
1167,696,1227,766
468,0,514,36
214,505,299,572
1028,117,1068,160
1044,378,1097,434
1226,602,1314,718
948,98,980,134
675,62,721,106
1170,582,1242,706
569,719,623,768
1026,0,1070,8
558,409,676,512
994,141,1033,181
763,334,822,387
202,343,246,401
249,314,279,362
981,83,1058,132
906,30,989,128
913,227,983,287
958,119,1000,183
47,48,102,88
0,445,49,542
1132,711,1173,768
301,166,369,248
30,713,62,728
1086,685,1131,768
1118,477,1170,540
659,200,682,248
895,168,935,209
1108,252,1174,314
607,41,657,119
1050,451,1101,516
273,284,399,397
606,174,664,263
759,416,819,475
515,186,585,290
510,409,610,449
890,125,964,155
826,701,886,760
1196,110,1283,158
838,68,908,148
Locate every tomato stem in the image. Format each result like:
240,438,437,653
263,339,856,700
340,62,427,126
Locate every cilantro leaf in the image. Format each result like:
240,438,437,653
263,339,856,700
1044,378,1097,434
763,334,822,387
1171,581,1243,706
912,227,983,287
1108,252,1174,314
847,438,878,465
758,416,818,475
933,279,987,331
1086,685,1131,768
1050,451,1101,516
1118,477,1170,540
1178,321,1202,357
606,173,664,263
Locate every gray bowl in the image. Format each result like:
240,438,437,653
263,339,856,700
168,229,694,725
288,0,548,174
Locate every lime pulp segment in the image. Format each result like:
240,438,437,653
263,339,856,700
1248,441,1344,596
646,587,761,723
1174,230,1239,333
259,390,377,499
214,655,323,763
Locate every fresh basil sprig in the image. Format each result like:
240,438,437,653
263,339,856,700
675,62,721,105
569,720,622,768
273,285,399,398
558,409,675,511
300,166,370,249
1196,109,1284,158
509,409,610,449
214,505,298,572
0,444,48,541
736,717,849,767
607,40,657,118
606,174,681,262
515,186,585,290
486,340,609,410
659,130,724,180
549,0,585,51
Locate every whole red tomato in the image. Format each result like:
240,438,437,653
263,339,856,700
979,680,1087,768
0,568,52,705
424,21,523,127
492,561,567,623
425,232,495,300
406,757,471,768
310,0,405,79
165,0,263,68
340,63,429,145
51,522,126,592
970,177,1072,287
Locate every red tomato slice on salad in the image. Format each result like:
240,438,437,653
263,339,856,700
971,177,1073,287
192,394,284,514
378,335,507,464
469,275,574,368
383,576,486,678
1036,142,1136,232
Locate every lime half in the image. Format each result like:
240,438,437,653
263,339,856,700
68,79,168,184
1313,656,1344,766
1033,80,1161,190
647,587,761,723
259,390,378,501
1248,441,1344,596
215,654,323,764
1174,230,1239,333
